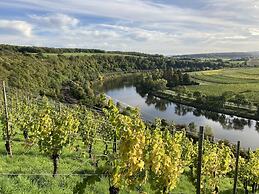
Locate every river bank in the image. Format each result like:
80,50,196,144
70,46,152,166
102,76,259,149
152,90,258,121
96,73,259,121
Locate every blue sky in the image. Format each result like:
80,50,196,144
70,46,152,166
0,0,259,54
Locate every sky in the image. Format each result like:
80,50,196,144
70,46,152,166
0,0,259,55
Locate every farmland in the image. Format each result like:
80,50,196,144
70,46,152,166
148,67,259,120
188,67,259,104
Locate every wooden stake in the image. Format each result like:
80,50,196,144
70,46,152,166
233,141,240,194
2,81,12,157
196,126,204,194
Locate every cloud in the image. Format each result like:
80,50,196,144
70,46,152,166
30,13,79,29
98,24,177,41
0,0,239,26
202,0,259,24
0,0,259,54
249,28,259,36
0,19,32,37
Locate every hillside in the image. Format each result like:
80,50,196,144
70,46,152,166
0,45,231,103
0,44,163,58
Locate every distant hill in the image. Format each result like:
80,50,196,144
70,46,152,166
0,44,163,58
176,52,259,59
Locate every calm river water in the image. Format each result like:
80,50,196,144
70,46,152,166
99,77,259,149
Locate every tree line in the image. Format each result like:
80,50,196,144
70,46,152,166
135,69,197,93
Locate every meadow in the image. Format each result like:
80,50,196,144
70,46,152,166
187,67,259,104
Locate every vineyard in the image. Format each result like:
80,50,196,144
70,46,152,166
0,82,259,194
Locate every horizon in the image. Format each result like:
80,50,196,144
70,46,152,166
1,0,259,55
2,44,259,56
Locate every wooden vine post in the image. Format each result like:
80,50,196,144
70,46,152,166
196,126,204,194
2,81,13,156
113,127,117,154
233,141,240,194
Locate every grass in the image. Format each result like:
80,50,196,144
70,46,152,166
186,67,259,104
0,135,247,194
0,137,109,194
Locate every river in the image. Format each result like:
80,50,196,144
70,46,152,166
98,76,259,149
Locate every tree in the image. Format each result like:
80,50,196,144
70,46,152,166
152,79,167,91
233,94,248,107
162,68,173,82
152,69,163,80
171,73,179,87
176,70,183,84
193,91,202,99
182,73,191,85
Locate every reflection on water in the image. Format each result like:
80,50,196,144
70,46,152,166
97,76,259,149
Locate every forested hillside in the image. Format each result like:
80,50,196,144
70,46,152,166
0,45,245,103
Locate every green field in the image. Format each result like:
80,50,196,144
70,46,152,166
187,67,259,104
